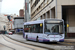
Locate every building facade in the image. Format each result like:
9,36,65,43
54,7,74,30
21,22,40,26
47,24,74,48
0,14,8,30
0,0,8,31
5,14,18,30
0,0,2,14
30,0,75,37
14,17,24,33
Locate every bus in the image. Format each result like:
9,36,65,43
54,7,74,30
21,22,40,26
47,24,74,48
23,19,65,42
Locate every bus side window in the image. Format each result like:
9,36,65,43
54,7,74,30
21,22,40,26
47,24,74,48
36,24,43,33
28,24,43,33
24,25,28,32
24,25,31,32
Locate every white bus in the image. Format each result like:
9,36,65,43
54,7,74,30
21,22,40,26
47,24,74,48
23,19,65,42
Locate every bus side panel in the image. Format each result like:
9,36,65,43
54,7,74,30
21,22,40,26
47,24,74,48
31,33,44,42
31,33,38,41
38,34,44,42
25,33,32,40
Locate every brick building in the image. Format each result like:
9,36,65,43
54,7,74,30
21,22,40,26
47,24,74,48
19,9,24,17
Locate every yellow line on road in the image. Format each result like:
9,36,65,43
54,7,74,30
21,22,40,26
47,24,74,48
67,43,73,45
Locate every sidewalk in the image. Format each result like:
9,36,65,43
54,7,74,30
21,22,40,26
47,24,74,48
64,39,75,43
5,34,75,43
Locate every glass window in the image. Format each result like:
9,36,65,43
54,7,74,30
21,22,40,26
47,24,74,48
24,25,31,32
44,22,63,35
24,23,43,33
31,24,43,33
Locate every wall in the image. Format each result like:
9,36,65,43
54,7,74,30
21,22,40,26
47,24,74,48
67,8,75,33
31,0,56,21
19,9,24,17
56,0,75,19
0,14,8,30
14,19,24,29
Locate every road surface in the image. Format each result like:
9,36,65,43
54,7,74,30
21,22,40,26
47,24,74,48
0,34,48,50
6,34,75,50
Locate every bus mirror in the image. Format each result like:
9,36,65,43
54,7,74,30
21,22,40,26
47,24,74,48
40,24,42,27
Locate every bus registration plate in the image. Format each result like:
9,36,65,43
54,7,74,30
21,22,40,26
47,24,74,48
52,40,57,42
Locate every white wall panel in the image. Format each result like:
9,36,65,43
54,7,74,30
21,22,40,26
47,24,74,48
14,19,24,28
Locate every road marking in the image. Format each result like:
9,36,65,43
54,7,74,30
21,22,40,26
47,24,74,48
66,42,73,44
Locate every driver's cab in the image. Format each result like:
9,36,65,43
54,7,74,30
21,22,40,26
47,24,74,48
43,19,65,42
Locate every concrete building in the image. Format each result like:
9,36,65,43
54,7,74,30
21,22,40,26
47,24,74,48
6,14,18,30
0,14,8,30
30,0,75,37
0,0,2,14
10,14,18,30
0,0,8,31
14,17,24,33
19,9,24,17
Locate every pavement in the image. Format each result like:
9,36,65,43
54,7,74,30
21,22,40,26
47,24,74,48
64,39,75,43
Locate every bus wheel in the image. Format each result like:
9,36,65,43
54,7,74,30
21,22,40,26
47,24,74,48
26,35,28,41
36,37,39,42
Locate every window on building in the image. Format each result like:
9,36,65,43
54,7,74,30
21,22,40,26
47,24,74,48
34,0,40,6
41,16,42,19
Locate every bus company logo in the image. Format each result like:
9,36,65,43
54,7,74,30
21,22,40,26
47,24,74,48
54,35,55,37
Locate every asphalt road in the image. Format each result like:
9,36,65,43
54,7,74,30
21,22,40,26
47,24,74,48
5,34,75,50
0,34,48,50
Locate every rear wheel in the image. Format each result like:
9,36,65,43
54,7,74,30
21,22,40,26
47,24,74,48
36,37,39,42
54,42,57,44
26,35,28,41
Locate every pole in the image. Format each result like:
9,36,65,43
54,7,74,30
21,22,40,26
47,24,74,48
25,0,27,22
25,0,30,22
55,0,57,18
45,13,47,19
50,10,51,19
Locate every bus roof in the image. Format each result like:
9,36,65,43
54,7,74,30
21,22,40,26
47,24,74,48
24,19,45,25
24,19,63,25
